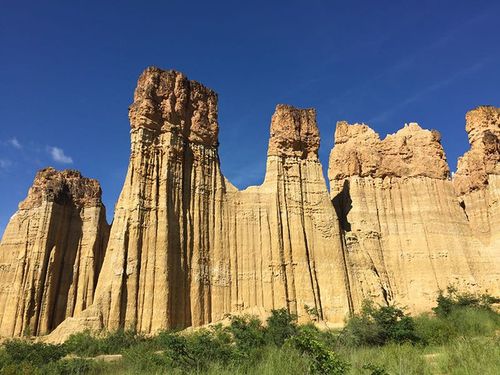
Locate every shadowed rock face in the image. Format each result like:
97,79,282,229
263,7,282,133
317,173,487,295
0,168,109,336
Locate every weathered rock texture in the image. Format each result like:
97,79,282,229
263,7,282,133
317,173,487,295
328,122,483,312
52,69,352,339
1,67,498,340
453,106,500,291
224,104,352,325
0,168,109,336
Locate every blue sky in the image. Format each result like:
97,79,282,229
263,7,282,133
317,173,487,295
1,0,499,235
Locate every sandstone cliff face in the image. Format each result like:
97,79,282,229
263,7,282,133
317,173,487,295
3,67,498,341
453,106,500,292
225,104,351,324
328,122,478,312
88,67,225,332
49,69,352,338
0,168,109,336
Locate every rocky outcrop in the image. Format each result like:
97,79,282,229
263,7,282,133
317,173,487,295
48,69,352,340
453,106,500,292
328,122,479,312
0,168,109,336
86,67,225,332
225,104,351,325
1,67,498,341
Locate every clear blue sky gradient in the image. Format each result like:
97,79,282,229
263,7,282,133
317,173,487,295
1,0,499,235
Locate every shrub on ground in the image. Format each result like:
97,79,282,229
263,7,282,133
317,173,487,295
291,330,349,375
227,315,266,364
3,340,67,367
433,286,500,318
65,329,146,357
339,301,421,347
265,308,298,347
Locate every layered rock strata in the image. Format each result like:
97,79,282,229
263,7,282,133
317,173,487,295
225,105,352,324
49,68,352,339
0,168,109,336
89,67,227,332
1,67,498,340
453,106,500,291
328,122,479,312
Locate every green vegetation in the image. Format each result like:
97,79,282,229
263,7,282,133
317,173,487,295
338,301,421,347
0,290,498,374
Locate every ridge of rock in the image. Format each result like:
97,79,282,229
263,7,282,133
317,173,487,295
47,73,352,341
329,121,449,180
451,106,500,292
328,120,483,312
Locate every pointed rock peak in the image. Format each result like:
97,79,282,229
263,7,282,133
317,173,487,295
129,66,219,147
453,106,500,195
334,121,380,145
19,167,103,210
385,122,442,144
329,121,449,180
268,104,320,158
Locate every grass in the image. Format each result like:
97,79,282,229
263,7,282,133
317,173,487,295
0,291,498,375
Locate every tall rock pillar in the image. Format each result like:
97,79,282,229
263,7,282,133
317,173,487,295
91,67,229,332
453,106,500,291
0,168,109,336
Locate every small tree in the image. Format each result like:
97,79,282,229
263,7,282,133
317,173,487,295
265,308,298,347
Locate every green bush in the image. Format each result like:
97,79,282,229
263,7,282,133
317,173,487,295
64,331,102,357
228,315,266,363
265,308,298,347
433,286,500,318
339,300,421,347
3,340,67,367
414,313,454,345
65,329,145,357
153,326,237,372
153,331,193,369
185,327,236,370
416,299,500,345
291,330,350,375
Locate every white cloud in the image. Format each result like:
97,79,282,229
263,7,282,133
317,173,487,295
8,138,22,149
49,147,73,164
0,159,12,169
